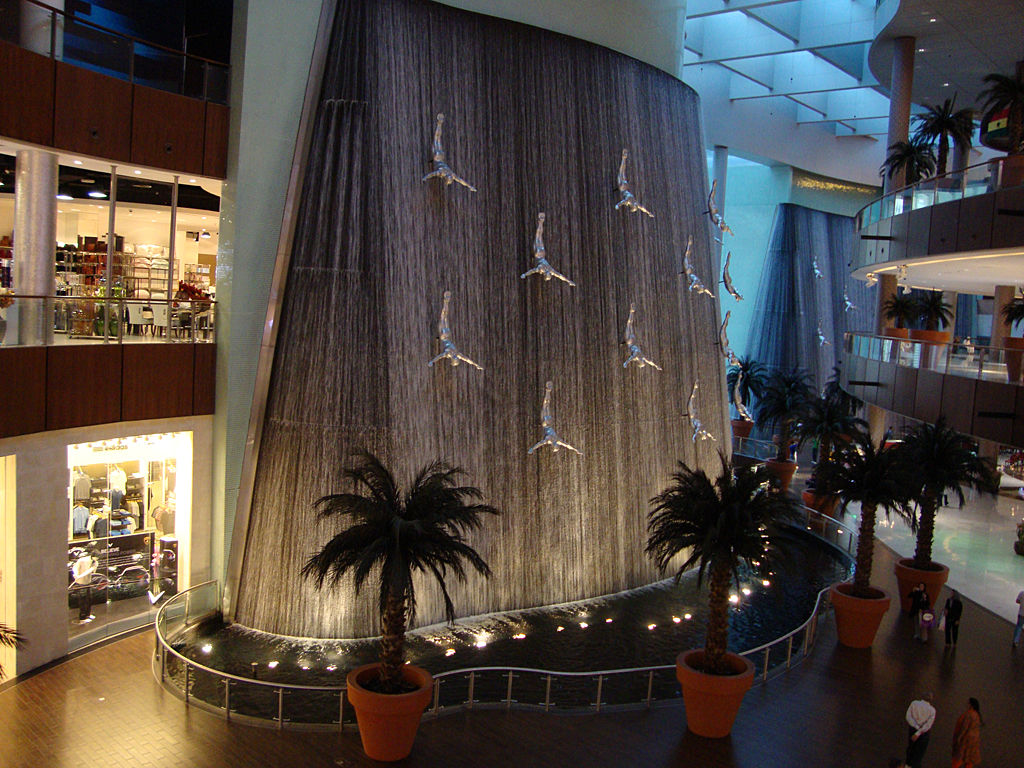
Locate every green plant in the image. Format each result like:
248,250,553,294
881,293,918,329
978,70,1024,155
755,368,813,462
821,366,862,419
830,436,912,598
646,454,800,675
915,291,953,331
0,623,25,680
880,137,937,186
726,357,767,417
796,392,867,495
912,96,976,175
898,418,998,569
1001,291,1024,332
302,452,498,693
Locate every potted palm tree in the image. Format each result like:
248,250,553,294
302,452,498,762
978,66,1024,186
796,387,867,516
726,357,767,439
647,454,800,738
879,137,937,188
828,435,910,647
1000,290,1024,383
755,368,813,491
881,293,917,339
912,96,975,176
910,291,954,367
0,622,24,680
892,419,998,613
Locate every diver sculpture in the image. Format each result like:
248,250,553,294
816,323,830,347
681,235,714,298
521,213,576,286
812,256,823,279
843,291,856,313
622,303,662,370
427,291,483,370
528,381,581,456
421,113,477,192
706,179,733,237
719,311,738,366
733,369,754,423
722,251,743,301
687,379,716,442
614,149,654,217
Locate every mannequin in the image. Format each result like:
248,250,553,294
109,465,127,511
72,550,98,623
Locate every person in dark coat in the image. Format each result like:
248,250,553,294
908,583,930,641
944,590,964,647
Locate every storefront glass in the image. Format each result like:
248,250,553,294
66,432,192,642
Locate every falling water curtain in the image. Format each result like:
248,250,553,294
234,0,728,639
745,203,874,391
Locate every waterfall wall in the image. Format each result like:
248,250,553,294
233,0,728,638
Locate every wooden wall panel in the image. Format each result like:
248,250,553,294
45,345,122,430
131,85,205,174
906,207,931,259
972,380,1015,445
874,359,896,411
192,344,216,414
120,344,194,421
956,193,994,252
872,217,894,264
0,41,54,146
927,199,959,254
940,375,975,434
1016,387,1024,448
54,62,132,161
914,369,943,423
992,188,1024,249
203,103,230,178
888,212,908,264
892,365,918,415
0,348,47,438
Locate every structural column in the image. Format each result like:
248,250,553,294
992,285,1016,349
883,37,915,194
875,273,898,335
14,149,57,346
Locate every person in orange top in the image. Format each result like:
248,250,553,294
951,697,982,768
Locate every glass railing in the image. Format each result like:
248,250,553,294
845,332,1021,385
0,0,229,104
0,295,215,346
855,155,1016,234
152,509,855,729
733,435,777,461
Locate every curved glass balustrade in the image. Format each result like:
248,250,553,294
845,332,1022,385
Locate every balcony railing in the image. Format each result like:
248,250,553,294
855,155,1016,233
0,295,215,345
0,0,229,104
152,509,855,730
845,332,1021,385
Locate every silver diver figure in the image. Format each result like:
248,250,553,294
681,235,715,298
528,381,582,456
622,303,662,371
614,149,654,217
421,113,477,192
843,291,856,313
521,213,576,286
706,179,733,237
816,323,830,347
722,251,743,301
812,256,823,279
719,310,738,366
687,379,716,442
427,291,483,370
733,369,754,423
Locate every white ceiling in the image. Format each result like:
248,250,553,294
852,248,1024,295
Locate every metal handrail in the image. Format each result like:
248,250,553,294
152,508,855,729
845,331,1020,385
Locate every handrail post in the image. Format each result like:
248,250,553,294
595,674,604,712
804,622,812,656
337,687,344,730
544,675,552,712
505,671,515,711
762,647,770,682
466,671,475,709
432,679,440,714
184,664,190,704
160,643,166,682
645,670,654,708
786,636,794,669
223,678,231,721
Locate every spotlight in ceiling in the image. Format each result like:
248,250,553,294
56,191,73,200
199,229,211,239
87,190,107,199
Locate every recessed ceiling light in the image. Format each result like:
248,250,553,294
87,190,107,198
73,159,83,165
917,48,925,53
134,170,142,175
929,17,936,22
188,178,196,183
56,192,73,200
943,82,949,87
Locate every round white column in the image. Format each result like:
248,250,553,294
14,149,57,346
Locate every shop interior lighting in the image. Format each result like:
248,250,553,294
605,618,613,623
512,633,526,639
672,616,681,623
87,190,107,198
647,623,656,630
445,648,456,656
684,613,692,620
201,644,212,654
200,229,211,239
56,191,73,200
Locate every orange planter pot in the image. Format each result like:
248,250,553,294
346,663,433,762
883,327,910,339
1003,337,1024,384
831,582,891,648
731,419,754,439
676,649,754,738
801,490,839,517
765,459,797,492
893,558,949,614
909,329,951,369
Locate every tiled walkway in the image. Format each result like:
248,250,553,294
3,542,1022,767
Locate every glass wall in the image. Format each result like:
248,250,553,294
66,432,192,644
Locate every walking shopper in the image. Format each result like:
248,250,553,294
951,697,982,768
909,583,932,642
1014,589,1024,648
905,693,935,768
943,590,963,647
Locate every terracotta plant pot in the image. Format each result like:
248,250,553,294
908,329,951,369
883,327,910,339
830,582,891,648
346,663,433,762
893,558,949,614
999,154,1024,188
1003,337,1024,384
676,649,754,738
801,490,839,517
765,459,797,492
731,419,754,439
